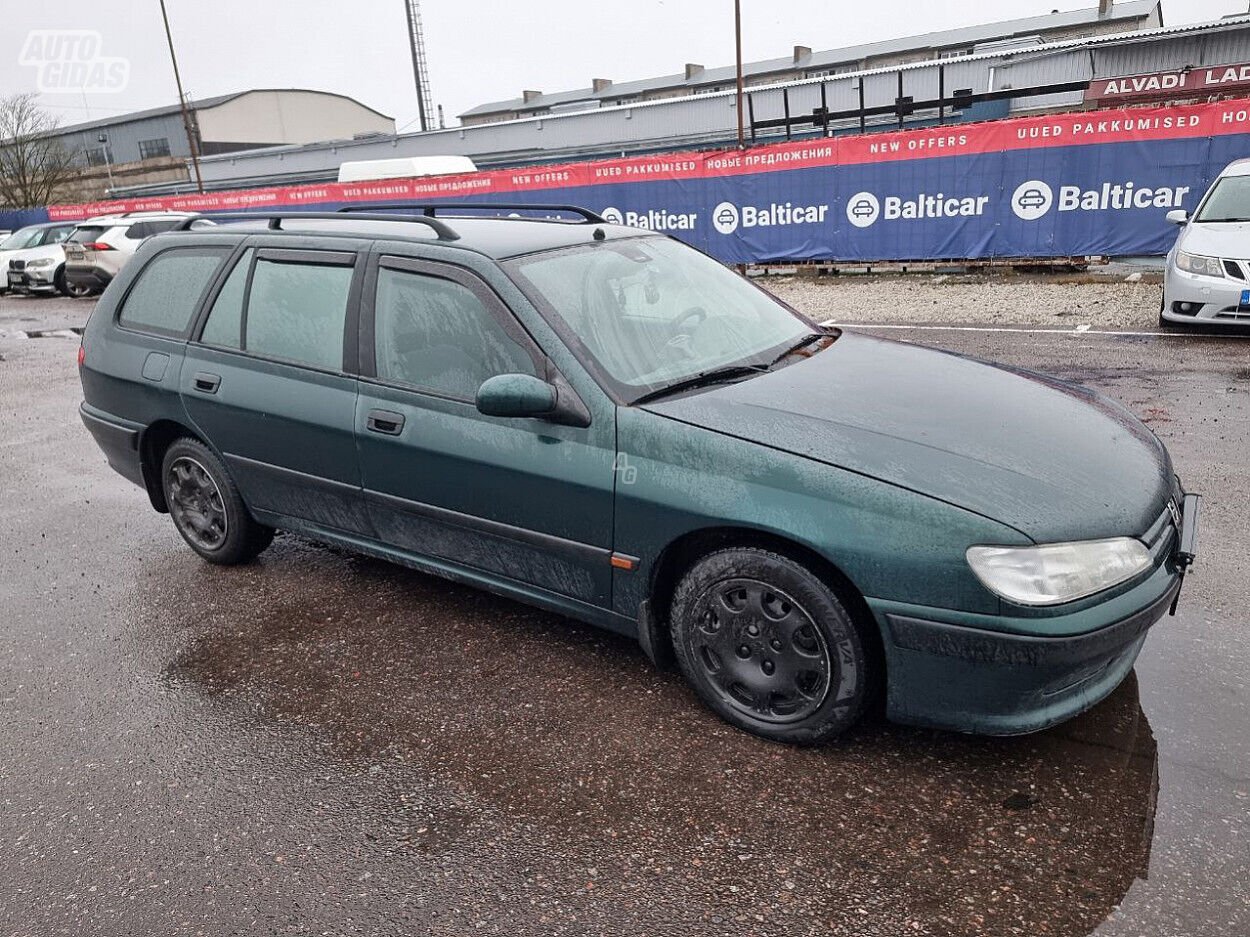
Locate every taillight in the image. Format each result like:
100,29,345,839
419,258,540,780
84,242,114,251
77,345,85,367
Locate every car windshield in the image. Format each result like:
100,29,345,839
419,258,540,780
1194,175,1250,222
0,227,44,251
507,236,813,398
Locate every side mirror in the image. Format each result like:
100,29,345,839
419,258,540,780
475,373,557,419
1166,209,1189,226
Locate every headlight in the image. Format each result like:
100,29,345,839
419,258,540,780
1175,251,1224,278
26,258,55,269
966,538,1152,606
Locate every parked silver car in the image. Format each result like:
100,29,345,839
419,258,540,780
1161,158,1250,327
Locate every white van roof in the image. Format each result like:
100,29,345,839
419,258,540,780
336,155,478,183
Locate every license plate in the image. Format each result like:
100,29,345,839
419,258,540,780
1240,289,1249,306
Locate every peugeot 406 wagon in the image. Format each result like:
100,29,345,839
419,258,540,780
79,205,1200,745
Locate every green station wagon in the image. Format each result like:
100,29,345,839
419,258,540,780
78,205,1200,745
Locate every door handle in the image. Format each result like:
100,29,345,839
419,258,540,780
193,371,222,394
366,409,405,435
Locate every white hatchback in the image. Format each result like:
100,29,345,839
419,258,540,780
1162,158,1250,327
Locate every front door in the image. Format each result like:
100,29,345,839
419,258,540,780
182,240,369,535
355,253,616,606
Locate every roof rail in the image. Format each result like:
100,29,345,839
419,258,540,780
170,211,460,240
336,203,606,224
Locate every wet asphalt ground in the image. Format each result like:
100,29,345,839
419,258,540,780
1,291,1247,936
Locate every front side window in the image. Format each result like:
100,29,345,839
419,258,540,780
373,266,536,399
118,248,230,336
244,256,353,370
42,226,74,246
508,236,811,398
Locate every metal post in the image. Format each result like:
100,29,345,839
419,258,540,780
938,64,945,125
159,0,203,193
735,0,745,148
782,87,791,141
897,71,904,129
97,133,115,193
403,0,431,132
858,81,866,134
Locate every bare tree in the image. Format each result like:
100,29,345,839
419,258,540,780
0,93,78,208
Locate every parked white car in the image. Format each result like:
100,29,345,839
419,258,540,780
0,222,84,297
63,212,198,294
1162,158,1250,327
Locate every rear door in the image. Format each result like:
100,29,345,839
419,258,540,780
354,251,617,606
181,238,370,535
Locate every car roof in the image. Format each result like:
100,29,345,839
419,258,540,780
1220,158,1250,178
78,212,197,225
160,214,654,260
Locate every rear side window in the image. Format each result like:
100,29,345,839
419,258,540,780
118,248,230,336
199,249,252,348
244,255,353,370
374,265,536,399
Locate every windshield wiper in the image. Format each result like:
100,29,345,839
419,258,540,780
631,364,770,405
1199,217,1250,223
768,330,829,367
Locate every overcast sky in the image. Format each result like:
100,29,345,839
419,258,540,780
0,0,1241,132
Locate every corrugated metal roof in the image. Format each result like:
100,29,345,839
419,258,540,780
52,89,393,136
459,0,1160,117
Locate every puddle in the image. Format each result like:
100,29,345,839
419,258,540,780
134,537,1164,936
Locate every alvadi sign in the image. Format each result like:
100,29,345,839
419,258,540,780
1087,61,1250,103
43,97,1250,263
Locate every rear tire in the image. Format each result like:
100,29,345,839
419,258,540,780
55,266,91,298
161,437,273,565
670,547,874,745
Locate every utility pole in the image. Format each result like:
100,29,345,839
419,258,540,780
159,0,204,193
735,0,745,148
404,0,436,132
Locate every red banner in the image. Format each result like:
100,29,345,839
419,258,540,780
45,97,1250,222
1086,61,1250,103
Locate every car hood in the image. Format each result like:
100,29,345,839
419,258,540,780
1177,220,1250,257
640,332,1174,542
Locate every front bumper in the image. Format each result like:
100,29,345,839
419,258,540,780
6,267,58,293
871,493,1198,735
1162,263,1250,324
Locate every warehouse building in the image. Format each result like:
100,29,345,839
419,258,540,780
459,0,1163,125
48,89,394,200
111,7,1250,197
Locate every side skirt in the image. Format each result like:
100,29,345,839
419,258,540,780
254,511,640,639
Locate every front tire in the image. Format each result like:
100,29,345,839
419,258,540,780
161,437,273,564
670,548,874,745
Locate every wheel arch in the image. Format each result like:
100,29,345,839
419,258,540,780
138,419,204,513
643,526,884,679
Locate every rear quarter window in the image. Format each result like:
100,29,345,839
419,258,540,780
117,247,231,337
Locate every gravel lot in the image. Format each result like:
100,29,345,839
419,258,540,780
761,273,1165,329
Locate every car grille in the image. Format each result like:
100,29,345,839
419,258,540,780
1140,497,1178,561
